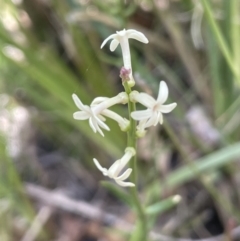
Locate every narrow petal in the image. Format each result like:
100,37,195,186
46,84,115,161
144,112,158,128
89,117,97,133
159,112,163,124
153,112,160,126
100,34,117,49
110,39,119,51
127,30,149,44
115,179,135,187
131,109,153,120
91,117,105,136
137,119,147,130
72,94,87,111
157,81,169,104
95,123,105,136
93,158,107,174
94,115,110,131
134,93,156,108
115,168,132,181
73,111,90,120
159,103,177,113
108,160,121,178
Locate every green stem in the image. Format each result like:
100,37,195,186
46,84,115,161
123,82,148,241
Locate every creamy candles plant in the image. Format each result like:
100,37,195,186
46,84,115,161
72,28,177,241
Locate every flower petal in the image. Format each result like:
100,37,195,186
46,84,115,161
134,93,156,108
91,117,105,136
115,168,132,181
157,81,169,104
73,111,90,120
159,112,163,124
153,112,160,126
110,39,119,51
131,109,153,120
93,158,107,174
127,29,149,44
95,115,110,131
95,123,105,136
100,33,117,49
160,103,177,113
144,112,158,128
108,160,121,178
89,117,97,133
137,119,147,130
115,179,135,187
72,94,87,111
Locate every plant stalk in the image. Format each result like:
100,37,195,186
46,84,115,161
123,82,148,241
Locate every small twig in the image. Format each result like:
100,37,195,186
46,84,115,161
21,206,53,241
25,183,130,231
24,183,240,241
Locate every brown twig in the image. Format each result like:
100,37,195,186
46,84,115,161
25,183,130,231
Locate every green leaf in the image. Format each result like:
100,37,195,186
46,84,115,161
201,0,239,81
162,142,240,191
146,195,181,216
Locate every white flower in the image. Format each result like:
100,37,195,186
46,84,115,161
101,29,148,82
93,147,136,187
72,92,128,136
130,81,177,131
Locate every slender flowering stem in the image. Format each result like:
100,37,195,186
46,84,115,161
123,81,148,241
74,29,176,240
101,29,150,239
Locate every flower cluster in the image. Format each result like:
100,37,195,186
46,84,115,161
131,81,177,137
72,92,129,137
72,29,177,187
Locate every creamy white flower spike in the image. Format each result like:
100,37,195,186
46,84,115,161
93,147,136,187
130,81,177,132
72,92,128,136
101,29,148,82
